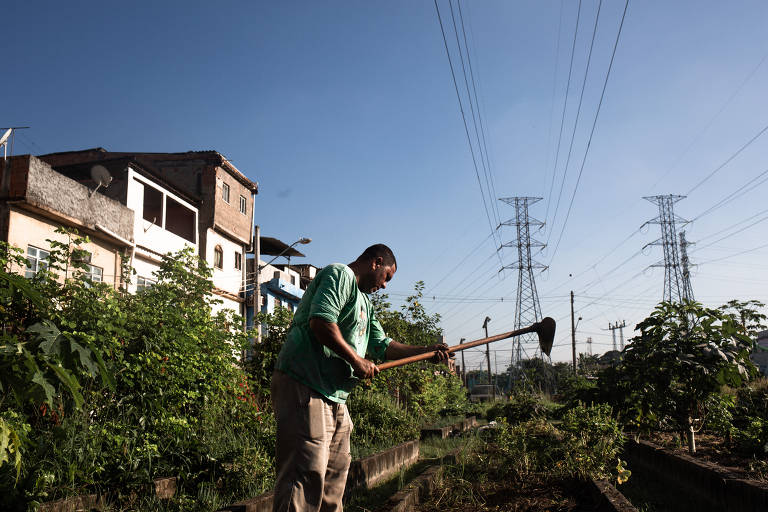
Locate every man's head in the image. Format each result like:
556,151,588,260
354,244,397,294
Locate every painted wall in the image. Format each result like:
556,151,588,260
7,207,124,288
126,167,198,255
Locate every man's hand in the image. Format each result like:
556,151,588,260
425,343,451,364
351,354,379,379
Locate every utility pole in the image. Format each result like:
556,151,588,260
498,197,547,368
617,320,627,349
483,316,493,400
643,195,689,303
570,291,577,374
254,225,262,344
459,338,466,387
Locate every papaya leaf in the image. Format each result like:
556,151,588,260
31,370,55,406
44,361,84,409
28,320,62,355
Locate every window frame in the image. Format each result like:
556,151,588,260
234,251,242,270
214,245,224,269
222,182,230,204
25,246,50,278
136,276,156,292
239,195,247,215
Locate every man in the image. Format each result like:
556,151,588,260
271,244,448,512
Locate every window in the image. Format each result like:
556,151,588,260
137,276,156,292
84,264,103,284
222,183,230,203
165,197,196,243
25,246,49,278
234,252,242,270
274,297,282,309
290,275,296,285
239,195,247,215
214,245,223,269
143,184,163,225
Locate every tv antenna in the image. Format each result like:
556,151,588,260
89,164,113,197
0,127,30,161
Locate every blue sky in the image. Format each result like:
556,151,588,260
6,1,768,371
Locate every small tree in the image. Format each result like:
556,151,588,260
620,300,762,454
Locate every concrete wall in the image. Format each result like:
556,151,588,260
207,228,245,299
9,155,134,242
213,167,253,245
126,167,198,254
624,440,768,512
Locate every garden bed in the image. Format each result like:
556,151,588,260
642,431,767,481
621,439,768,512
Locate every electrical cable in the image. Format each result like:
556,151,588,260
433,0,503,259
456,0,502,228
686,122,768,195
547,0,603,247
545,0,583,226
547,0,630,267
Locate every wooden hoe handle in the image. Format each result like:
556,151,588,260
377,324,538,371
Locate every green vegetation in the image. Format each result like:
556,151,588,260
0,234,468,510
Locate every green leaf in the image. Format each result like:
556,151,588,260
44,362,84,409
64,334,99,376
28,320,62,355
31,370,55,406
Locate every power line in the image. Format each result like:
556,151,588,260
648,50,768,192
456,0,501,228
547,0,630,267
433,0,502,260
545,0,583,226
685,121,768,195
547,0,604,248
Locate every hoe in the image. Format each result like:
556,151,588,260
377,317,557,371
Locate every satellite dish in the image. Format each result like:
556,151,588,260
89,165,112,197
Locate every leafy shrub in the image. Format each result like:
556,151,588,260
0,238,274,509
494,418,562,480
559,403,626,481
493,402,627,484
347,390,418,454
487,391,546,424
734,418,768,457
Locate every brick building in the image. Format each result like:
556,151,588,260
39,148,258,316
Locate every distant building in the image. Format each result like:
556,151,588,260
752,330,768,376
0,155,134,287
39,148,258,317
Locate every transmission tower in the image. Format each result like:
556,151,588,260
679,230,695,302
643,195,690,303
498,197,547,365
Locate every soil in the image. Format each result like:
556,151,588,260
642,431,767,481
415,472,601,512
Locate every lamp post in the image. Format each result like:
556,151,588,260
255,236,311,344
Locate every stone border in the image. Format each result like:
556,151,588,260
589,479,638,512
219,440,420,512
383,465,443,512
625,439,768,512
420,416,477,439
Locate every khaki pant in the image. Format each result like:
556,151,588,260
272,371,353,512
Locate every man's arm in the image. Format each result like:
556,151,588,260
385,340,450,363
309,317,379,378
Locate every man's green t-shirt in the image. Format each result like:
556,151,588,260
274,263,391,404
